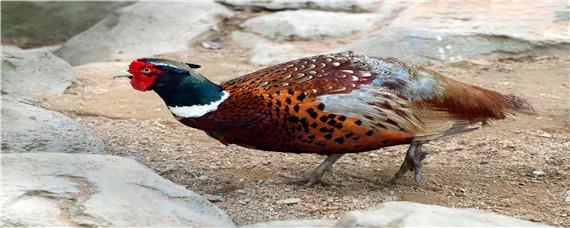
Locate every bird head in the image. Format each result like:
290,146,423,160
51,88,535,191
114,58,202,91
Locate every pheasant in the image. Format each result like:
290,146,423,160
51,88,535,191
115,52,535,186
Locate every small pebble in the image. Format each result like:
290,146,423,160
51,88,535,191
532,170,546,176
277,198,302,205
203,194,223,203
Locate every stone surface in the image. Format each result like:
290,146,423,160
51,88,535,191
241,10,378,41
231,31,299,65
243,201,547,227
218,0,377,12
1,153,235,227
1,96,105,154
339,0,570,64
1,1,133,41
243,219,335,228
2,46,73,99
55,1,233,65
334,201,547,227
39,61,171,120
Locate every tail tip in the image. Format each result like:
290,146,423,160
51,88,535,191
505,94,536,114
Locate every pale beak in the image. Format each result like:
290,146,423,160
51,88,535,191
113,69,132,79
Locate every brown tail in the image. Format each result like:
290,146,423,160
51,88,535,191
416,76,536,122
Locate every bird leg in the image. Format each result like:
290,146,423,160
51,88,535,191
279,153,344,187
391,143,426,184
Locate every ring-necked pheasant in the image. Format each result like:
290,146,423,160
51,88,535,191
115,52,535,186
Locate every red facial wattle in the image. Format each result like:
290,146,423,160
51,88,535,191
130,74,158,91
128,59,160,91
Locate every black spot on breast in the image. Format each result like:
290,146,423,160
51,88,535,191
317,103,325,110
324,134,333,139
287,116,299,123
275,91,281,95
355,120,363,125
319,116,328,122
365,130,375,136
310,122,318,128
284,106,290,113
319,127,333,133
327,119,337,126
308,135,315,140
288,89,294,95
306,108,318,118
338,115,347,121
334,123,343,129
334,137,344,144
315,142,325,147
276,100,282,106
296,93,306,101
293,105,300,112
328,114,336,118
345,132,354,138
285,98,292,104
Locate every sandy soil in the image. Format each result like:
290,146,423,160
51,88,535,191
40,38,570,226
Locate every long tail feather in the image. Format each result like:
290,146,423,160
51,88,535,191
415,75,536,121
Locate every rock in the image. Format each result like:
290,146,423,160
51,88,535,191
203,194,224,203
218,0,376,12
39,61,171,120
334,201,547,227
243,219,335,228
231,31,298,65
55,2,233,65
565,190,570,204
1,153,235,227
241,10,378,41
532,170,546,176
1,1,132,42
1,97,105,154
339,0,570,64
276,198,302,205
2,46,73,99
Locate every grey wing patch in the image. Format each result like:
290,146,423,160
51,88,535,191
359,56,447,101
317,85,424,133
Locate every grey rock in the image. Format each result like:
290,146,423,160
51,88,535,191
339,0,570,64
334,201,547,227
1,96,104,154
218,0,377,12
55,1,233,65
231,31,298,65
243,219,335,228
1,153,235,227
242,10,378,41
1,1,133,41
2,46,73,99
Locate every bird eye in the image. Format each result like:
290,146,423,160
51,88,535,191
141,67,151,73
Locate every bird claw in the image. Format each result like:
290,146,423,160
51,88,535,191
278,172,331,187
391,143,425,185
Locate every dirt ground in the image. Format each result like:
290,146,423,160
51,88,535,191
39,37,570,226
